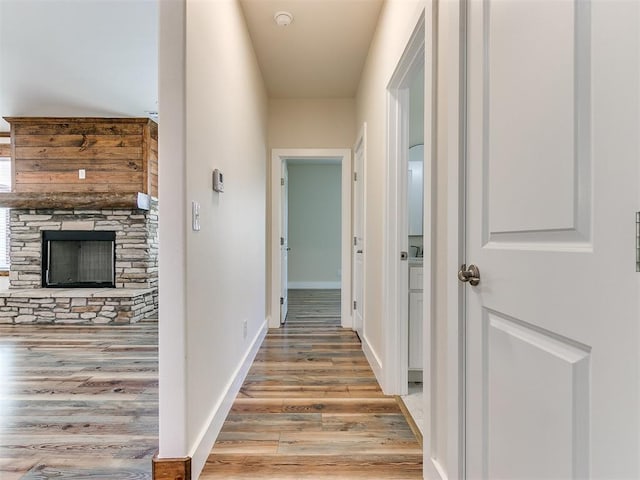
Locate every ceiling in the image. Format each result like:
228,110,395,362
239,0,384,98
0,0,384,132
0,0,158,132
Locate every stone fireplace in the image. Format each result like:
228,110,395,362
10,205,158,290
0,201,159,324
0,116,159,325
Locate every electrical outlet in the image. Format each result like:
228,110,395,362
242,319,248,339
78,169,86,179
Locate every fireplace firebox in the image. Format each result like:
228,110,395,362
42,231,116,288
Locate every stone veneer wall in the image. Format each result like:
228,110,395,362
9,200,158,291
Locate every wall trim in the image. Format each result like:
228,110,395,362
361,332,384,388
188,319,268,478
152,455,191,480
288,281,341,289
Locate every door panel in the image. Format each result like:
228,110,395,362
487,0,584,237
483,0,591,246
465,0,639,478
485,311,589,479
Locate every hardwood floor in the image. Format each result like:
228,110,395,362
0,290,422,479
201,289,423,479
0,322,158,479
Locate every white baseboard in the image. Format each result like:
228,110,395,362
190,319,268,478
288,281,341,289
361,332,384,389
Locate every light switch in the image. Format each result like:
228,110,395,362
192,201,201,231
78,169,86,179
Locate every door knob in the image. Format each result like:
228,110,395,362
458,264,480,286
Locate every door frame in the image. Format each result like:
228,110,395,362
270,148,352,329
385,6,446,479
384,12,425,396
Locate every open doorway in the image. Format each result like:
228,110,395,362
270,149,352,329
404,59,425,433
383,12,428,434
287,159,342,291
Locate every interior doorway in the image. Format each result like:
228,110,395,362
384,13,426,399
270,149,352,329
287,159,342,298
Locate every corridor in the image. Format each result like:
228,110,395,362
201,289,422,479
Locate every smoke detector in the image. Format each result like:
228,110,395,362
274,11,293,27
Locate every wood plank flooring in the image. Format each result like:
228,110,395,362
0,290,422,479
201,289,423,479
0,322,158,479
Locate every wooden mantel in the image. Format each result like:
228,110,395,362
0,191,151,210
2,117,158,202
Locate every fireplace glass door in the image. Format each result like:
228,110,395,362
42,231,115,288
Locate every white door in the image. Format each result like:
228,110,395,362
280,162,289,324
464,1,639,478
352,134,365,337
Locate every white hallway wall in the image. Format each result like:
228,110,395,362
159,0,268,477
268,98,356,149
354,0,426,385
287,163,342,288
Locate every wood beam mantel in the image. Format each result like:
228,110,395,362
0,192,151,210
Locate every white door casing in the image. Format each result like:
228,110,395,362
270,149,352,329
280,161,289,324
385,13,425,397
463,1,639,478
353,124,366,338
384,7,441,479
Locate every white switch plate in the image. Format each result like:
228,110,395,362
192,201,201,231
78,169,86,179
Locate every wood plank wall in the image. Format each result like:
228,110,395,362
3,117,158,197
0,132,9,158
149,122,158,198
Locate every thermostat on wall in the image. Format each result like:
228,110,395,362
212,169,224,193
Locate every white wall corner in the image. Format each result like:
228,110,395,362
189,319,268,478
158,0,188,460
